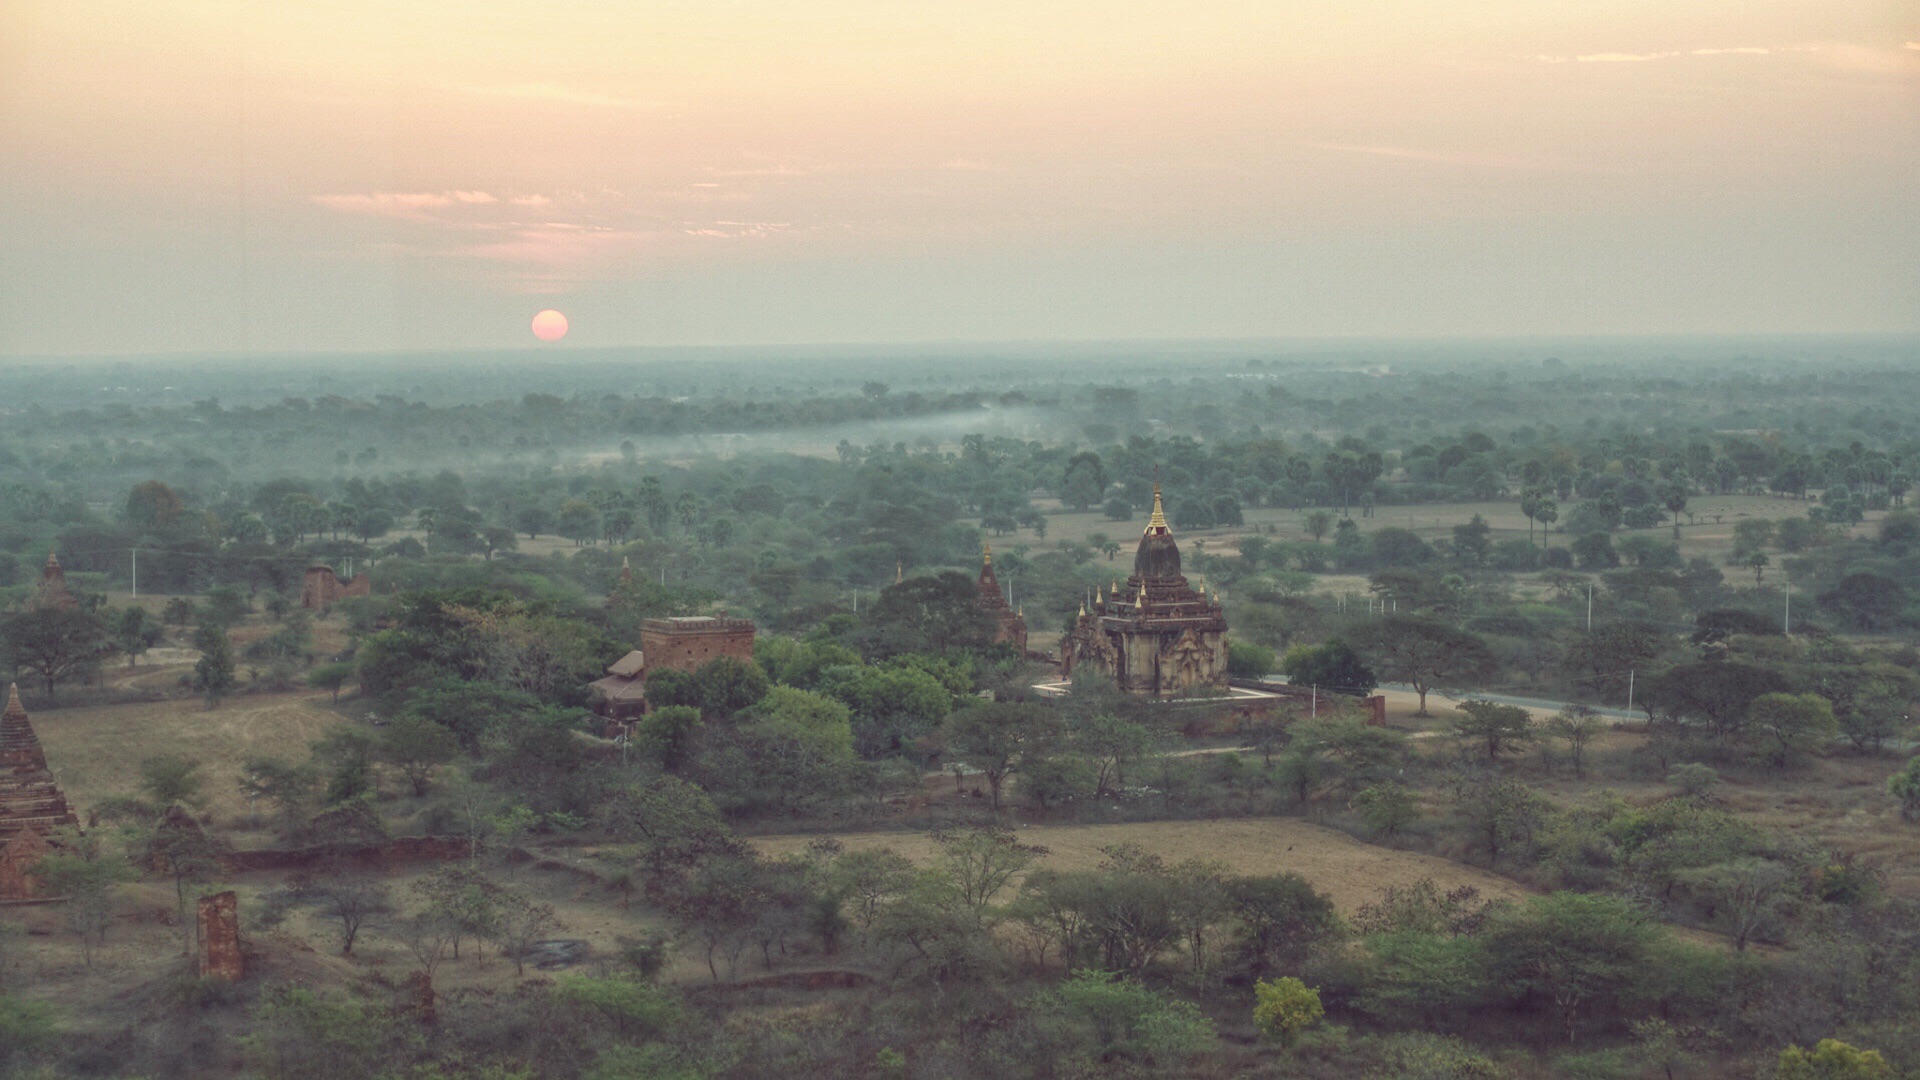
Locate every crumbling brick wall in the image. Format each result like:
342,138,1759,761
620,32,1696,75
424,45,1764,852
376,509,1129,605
300,565,372,610
197,890,243,980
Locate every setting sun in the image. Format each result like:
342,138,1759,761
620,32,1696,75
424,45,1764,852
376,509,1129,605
531,309,568,342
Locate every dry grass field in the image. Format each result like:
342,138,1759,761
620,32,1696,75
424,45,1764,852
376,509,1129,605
752,817,1535,914
1036,493,1876,577
31,691,350,824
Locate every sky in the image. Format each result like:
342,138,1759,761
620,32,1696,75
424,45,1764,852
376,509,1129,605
1,0,1916,355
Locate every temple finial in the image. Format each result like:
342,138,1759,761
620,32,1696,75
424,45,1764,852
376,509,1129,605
1145,483,1168,532
896,561,904,584
982,540,992,566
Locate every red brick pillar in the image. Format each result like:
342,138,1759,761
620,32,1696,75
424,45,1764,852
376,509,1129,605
197,891,243,980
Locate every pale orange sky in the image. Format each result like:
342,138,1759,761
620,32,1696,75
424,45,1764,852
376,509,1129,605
1,0,1916,353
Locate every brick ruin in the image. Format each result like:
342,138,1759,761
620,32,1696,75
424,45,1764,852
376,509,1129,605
591,615,758,718
0,683,79,900
32,553,76,611
638,616,757,674
976,543,1029,653
300,563,372,610
196,890,244,980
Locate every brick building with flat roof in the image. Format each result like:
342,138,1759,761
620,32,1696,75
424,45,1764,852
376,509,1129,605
639,616,757,674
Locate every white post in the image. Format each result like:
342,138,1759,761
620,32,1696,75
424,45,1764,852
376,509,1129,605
1311,684,1318,718
1626,669,1635,714
1587,585,1593,631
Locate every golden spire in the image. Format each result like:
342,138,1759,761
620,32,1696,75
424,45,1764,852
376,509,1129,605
1096,584,1104,603
1079,601,1087,617
1145,483,1169,532
982,540,992,566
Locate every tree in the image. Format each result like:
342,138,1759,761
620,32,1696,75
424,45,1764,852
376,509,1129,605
112,606,164,667
1061,452,1106,511
932,825,1047,916
139,754,208,810
0,607,114,700
1279,638,1377,696
1481,891,1660,1042
1354,783,1419,837
1252,977,1324,1047
1302,510,1334,543
306,660,356,702
122,479,187,531
1225,872,1341,976
1641,662,1791,738
1450,699,1534,761
1571,531,1619,570
943,702,1059,814
297,866,392,955
376,715,459,796
1225,639,1275,680
1887,756,1920,823
1455,777,1546,866
1453,514,1492,567
33,846,135,967
865,572,996,655
1678,858,1790,951
1659,477,1689,540
1544,705,1605,778
1352,617,1496,716
493,889,563,976
1819,573,1907,632
192,622,238,708
1746,692,1838,768
1032,970,1214,1069
1776,1039,1893,1079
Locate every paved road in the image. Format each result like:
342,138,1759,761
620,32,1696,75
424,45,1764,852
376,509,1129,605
1261,677,1644,722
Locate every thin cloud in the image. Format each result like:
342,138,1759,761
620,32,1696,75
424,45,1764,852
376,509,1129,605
509,195,551,207
463,82,662,110
1534,46,1799,63
312,191,456,218
314,190,510,220
1310,142,1559,172
1906,42,1920,51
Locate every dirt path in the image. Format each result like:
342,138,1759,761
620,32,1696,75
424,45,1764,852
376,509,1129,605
752,817,1535,913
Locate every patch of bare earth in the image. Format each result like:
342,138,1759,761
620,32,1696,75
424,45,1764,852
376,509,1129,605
31,691,351,823
752,817,1535,913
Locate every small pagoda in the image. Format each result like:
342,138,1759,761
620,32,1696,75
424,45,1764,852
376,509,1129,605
1061,485,1229,697
0,683,79,899
31,553,76,611
976,543,1029,653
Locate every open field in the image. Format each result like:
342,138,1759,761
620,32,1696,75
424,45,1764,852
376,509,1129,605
31,691,350,823
752,816,1535,914
1034,493,1879,571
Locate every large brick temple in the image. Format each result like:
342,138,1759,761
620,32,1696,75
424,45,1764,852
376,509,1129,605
0,683,79,899
1060,485,1230,697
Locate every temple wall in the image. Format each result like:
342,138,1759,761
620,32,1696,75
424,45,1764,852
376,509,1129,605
300,567,371,610
638,623,756,674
